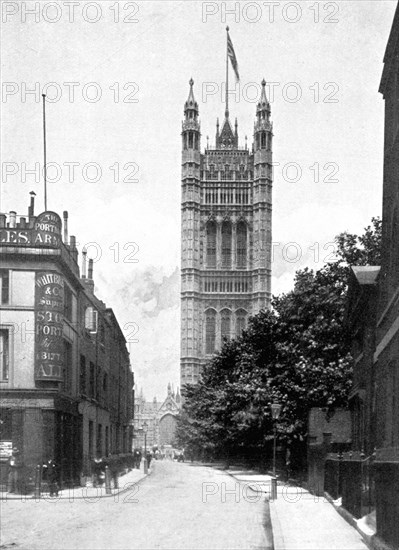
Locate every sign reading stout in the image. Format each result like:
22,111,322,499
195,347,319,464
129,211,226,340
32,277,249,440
35,271,64,382
0,211,62,248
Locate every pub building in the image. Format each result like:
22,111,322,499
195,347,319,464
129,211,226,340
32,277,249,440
0,195,134,490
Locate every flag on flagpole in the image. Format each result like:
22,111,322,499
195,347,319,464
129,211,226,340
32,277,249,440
227,29,240,82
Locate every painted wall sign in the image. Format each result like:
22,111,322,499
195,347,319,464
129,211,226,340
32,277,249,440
0,211,62,248
35,271,64,382
0,441,12,459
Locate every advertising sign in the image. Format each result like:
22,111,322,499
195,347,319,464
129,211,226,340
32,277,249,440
0,211,62,248
0,441,12,459
34,271,64,382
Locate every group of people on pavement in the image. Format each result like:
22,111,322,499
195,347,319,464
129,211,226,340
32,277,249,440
7,447,59,497
133,449,153,468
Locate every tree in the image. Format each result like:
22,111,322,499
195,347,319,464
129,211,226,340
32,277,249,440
177,218,382,468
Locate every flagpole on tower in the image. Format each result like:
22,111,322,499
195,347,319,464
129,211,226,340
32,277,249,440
42,93,48,211
225,26,229,119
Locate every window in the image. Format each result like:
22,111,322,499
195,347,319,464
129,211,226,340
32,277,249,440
0,271,10,305
85,306,98,333
261,132,266,149
80,355,86,394
205,310,216,354
236,222,247,268
97,423,102,457
0,329,10,381
103,373,108,403
105,426,109,457
62,340,73,393
236,310,247,337
221,310,231,342
89,361,95,397
89,421,94,459
64,285,73,321
206,222,217,268
221,222,232,268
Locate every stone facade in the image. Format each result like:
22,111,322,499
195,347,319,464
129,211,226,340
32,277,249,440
0,201,134,490
180,78,273,386
133,384,181,450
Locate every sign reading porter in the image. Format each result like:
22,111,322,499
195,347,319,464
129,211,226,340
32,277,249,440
35,271,64,382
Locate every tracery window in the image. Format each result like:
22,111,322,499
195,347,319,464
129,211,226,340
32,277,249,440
205,309,216,354
221,309,231,342
221,222,232,268
236,222,247,268
236,309,247,337
206,222,217,268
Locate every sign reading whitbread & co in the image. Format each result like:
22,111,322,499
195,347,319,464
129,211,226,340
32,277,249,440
35,271,64,381
0,211,62,247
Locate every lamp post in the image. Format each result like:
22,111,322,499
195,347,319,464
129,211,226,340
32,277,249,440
143,421,148,456
270,402,282,499
140,422,148,474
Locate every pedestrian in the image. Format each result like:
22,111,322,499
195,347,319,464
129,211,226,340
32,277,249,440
92,457,105,488
285,448,291,482
43,459,59,497
146,451,152,468
134,449,141,469
7,447,22,493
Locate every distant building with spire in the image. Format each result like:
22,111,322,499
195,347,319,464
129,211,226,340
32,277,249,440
180,77,273,386
133,384,181,449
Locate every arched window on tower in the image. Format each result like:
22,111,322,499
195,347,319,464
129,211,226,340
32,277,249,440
205,309,216,354
236,222,247,268
221,221,232,268
261,132,266,149
221,309,232,342
236,309,247,337
188,132,194,149
206,222,217,268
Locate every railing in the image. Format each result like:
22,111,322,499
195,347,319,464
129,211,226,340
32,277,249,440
324,451,375,518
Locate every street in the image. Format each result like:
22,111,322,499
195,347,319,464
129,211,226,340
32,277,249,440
0,461,272,550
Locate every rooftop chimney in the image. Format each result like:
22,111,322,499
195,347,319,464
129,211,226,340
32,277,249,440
88,258,93,280
63,211,68,244
82,249,87,278
28,191,36,218
9,211,16,228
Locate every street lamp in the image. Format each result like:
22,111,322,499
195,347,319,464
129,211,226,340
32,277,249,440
142,421,148,456
270,402,282,477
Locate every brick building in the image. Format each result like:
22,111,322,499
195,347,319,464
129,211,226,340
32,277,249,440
0,199,134,490
346,4,399,547
374,4,399,546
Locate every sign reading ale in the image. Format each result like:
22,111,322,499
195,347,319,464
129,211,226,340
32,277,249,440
35,271,64,381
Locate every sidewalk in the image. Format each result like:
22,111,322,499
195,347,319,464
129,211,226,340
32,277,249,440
0,467,149,502
226,469,369,550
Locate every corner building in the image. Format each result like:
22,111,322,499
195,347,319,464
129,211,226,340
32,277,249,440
0,201,133,489
181,79,273,386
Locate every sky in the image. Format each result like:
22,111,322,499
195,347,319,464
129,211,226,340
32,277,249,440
1,0,397,400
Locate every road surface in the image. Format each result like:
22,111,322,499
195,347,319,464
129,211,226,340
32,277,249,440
1,460,272,550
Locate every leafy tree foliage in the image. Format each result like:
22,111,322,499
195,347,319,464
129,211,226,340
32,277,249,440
176,219,382,467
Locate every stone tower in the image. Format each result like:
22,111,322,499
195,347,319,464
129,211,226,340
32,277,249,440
180,78,273,386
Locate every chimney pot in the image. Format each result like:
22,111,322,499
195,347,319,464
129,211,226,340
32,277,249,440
9,211,16,228
88,259,93,280
82,250,87,278
63,211,68,244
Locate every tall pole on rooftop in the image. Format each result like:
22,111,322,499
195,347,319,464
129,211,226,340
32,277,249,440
225,26,229,119
42,93,47,211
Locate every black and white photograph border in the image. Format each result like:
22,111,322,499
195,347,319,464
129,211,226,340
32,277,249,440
1,1,398,549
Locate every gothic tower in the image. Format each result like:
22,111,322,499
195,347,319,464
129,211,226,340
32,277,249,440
180,79,273,386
